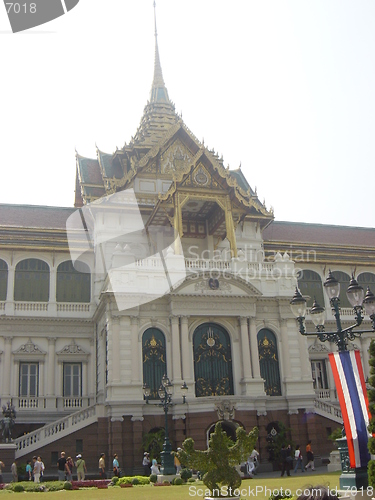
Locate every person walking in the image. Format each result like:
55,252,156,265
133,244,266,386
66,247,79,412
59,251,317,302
249,447,260,474
293,445,304,473
66,456,74,481
280,444,291,477
57,452,67,481
33,456,42,483
113,454,120,477
38,457,45,482
305,440,315,470
75,454,87,481
26,460,32,481
142,452,150,476
99,453,106,479
11,460,18,482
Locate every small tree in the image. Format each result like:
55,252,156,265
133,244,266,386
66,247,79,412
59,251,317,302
176,422,258,496
367,340,375,487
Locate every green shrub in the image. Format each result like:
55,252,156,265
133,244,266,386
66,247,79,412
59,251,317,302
13,484,24,492
174,477,183,485
163,480,170,485
118,475,149,485
150,474,157,483
188,477,196,483
132,477,139,485
180,468,192,482
63,481,73,490
112,476,119,484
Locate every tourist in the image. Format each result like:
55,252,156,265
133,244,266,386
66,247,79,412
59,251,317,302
249,447,259,474
57,451,67,481
99,453,106,479
66,456,74,481
280,444,292,477
142,452,150,476
150,458,160,475
11,460,17,482
26,459,32,481
38,456,45,481
305,440,315,470
75,454,87,481
33,456,42,483
294,445,304,473
113,453,120,477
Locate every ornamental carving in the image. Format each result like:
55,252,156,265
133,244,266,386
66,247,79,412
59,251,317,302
160,140,192,174
13,339,45,355
57,340,87,355
308,343,329,353
194,279,232,293
215,400,236,421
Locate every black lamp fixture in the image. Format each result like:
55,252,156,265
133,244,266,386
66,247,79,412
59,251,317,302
290,271,375,352
143,376,188,475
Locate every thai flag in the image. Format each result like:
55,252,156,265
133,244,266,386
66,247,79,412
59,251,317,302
329,350,371,469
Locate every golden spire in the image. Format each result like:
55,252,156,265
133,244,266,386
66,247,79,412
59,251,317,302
150,1,170,103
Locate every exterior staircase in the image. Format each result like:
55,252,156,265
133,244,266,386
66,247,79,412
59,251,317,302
314,399,343,424
14,404,100,459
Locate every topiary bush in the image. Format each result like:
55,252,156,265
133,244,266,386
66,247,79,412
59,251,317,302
63,481,73,490
149,474,157,483
180,468,192,482
131,477,139,485
13,484,24,492
112,476,119,484
174,477,183,485
188,477,196,483
163,480,171,485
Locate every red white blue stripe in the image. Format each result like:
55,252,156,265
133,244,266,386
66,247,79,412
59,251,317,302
328,350,371,469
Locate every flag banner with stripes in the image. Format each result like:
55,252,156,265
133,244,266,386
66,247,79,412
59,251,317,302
329,350,371,469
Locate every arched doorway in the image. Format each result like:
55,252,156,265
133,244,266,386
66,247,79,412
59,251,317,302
142,328,166,400
257,329,281,396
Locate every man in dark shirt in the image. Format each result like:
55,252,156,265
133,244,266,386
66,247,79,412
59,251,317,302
57,451,67,481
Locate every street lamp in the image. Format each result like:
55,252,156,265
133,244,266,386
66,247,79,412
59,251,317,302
290,271,375,488
143,376,188,475
290,271,375,351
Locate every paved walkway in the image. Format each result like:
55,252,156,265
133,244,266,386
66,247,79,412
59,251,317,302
246,465,331,479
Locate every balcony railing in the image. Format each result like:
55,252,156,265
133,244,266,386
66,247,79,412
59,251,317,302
14,302,48,312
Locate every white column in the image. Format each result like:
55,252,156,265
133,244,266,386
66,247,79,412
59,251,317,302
249,317,261,378
47,338,56,396
280,319,292,379
3,337,12,397
111,316,121,382
89,338,95,399
49,266,57,314
239,317,252,380
170,316,182,383
5,266,15,315
82,362,88,397
180,316,193,383
131,316,141,384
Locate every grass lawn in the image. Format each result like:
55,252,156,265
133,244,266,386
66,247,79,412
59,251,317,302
0,472,341,499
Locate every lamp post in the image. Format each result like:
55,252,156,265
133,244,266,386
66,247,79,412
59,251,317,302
143,375,188,475
290,271,375,350
290,271,375,488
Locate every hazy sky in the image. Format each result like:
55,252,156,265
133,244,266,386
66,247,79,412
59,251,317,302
1,1,375,228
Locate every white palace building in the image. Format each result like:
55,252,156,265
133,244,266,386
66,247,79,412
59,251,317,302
0,15,374,474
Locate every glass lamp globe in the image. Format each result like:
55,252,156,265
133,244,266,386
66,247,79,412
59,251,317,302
309,299,325,327
290,288,307,318
324,270,340,300
346,275,364,308
363,287,375,317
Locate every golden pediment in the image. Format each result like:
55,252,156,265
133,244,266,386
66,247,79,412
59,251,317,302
160,138,193,174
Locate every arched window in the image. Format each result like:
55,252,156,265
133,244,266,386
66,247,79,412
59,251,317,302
193,323,234,397
331,271,351,308
57,261,90,303
297,269,324,307
14,259,49,302
142,328,166,400
257,329,281,396
0,259,8,301
358,272,375,295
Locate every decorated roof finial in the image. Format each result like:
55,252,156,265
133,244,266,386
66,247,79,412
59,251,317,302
150,1,170,104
